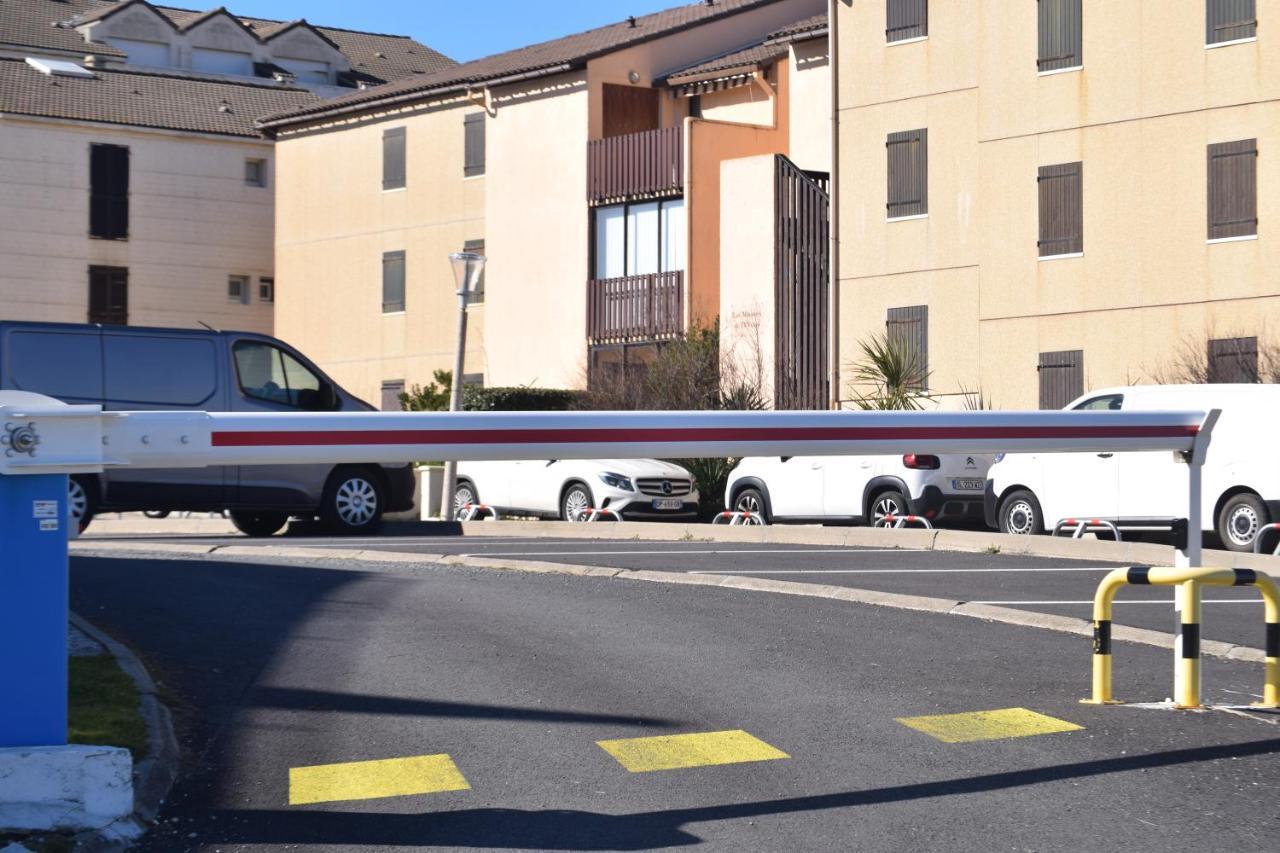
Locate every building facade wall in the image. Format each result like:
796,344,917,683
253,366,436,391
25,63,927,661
787,36,832,173
836,0,1280,410
0,117,275,333
273,98,486,405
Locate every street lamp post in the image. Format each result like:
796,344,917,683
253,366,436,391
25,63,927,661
441,251,486,521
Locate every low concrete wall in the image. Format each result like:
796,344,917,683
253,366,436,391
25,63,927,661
0,745,132,833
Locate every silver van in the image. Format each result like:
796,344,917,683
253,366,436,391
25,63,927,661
0,321,414,536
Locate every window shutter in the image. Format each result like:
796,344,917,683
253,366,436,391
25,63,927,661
1038,162,1083,256
88,265,128,325
1208,139,1258,240
382,251,406,313
1207,0,1256,45
464,113,486,177
1038,350,1083,410
382,127,406,190
380,380,406,412
886,0,928,42
886,305,929,390
886,129,928,218
89,143,129,239
1207,337,1259,382
1038,0,1082,71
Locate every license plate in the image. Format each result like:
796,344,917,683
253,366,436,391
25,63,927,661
652,498,683,510
952,478,985,492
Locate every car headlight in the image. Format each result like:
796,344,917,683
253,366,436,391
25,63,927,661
599,472,634,491
994,453,1006,463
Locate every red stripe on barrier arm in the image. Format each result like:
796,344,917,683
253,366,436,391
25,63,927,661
210,424,1200,448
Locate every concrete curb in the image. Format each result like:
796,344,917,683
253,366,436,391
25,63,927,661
69,539,1271,664
68,613,180,829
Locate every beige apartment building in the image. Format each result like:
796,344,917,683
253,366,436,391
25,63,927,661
262,0,831,410
835,0,1280,410
0,0,449,335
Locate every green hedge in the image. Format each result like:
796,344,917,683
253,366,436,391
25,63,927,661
462,386,581,412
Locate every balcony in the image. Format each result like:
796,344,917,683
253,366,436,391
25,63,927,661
587,127,683,204
587,271,683,344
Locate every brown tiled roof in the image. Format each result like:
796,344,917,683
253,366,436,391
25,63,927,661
766,12,827,42
259,0,791,129
662,42,789,85
0,56,316,137
1,1,454,85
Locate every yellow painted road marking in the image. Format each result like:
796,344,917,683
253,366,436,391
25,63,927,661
597,729,789,772
897,707,1084,743
289,754,470,805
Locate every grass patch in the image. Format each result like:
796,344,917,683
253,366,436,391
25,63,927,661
68,655,147,760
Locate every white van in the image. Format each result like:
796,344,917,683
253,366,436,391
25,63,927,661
986,384,1280,551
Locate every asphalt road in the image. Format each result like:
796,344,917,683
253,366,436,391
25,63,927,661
87,528,1271,650
71,551,1280,853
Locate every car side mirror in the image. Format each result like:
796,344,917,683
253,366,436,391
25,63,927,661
318,382,340,411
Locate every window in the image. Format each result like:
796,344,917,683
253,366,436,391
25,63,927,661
89,143,129,239
1208,139,1257,240
1207,0,1256,45
1038,162,1083,257
258,277,274,303
464,113,485,177
887,0,928,42
381,380,405,412
1038,350,1083,410
383,126,406,190
463,239,485,303
228,275,250,304
245,158,267,187
593,199,686,279
232,341,328,409
886,129,927,219
1074,393,1124,411
382,251,406,313
1038,0,1082,72
88,265,128,326
1208,336,1259,382
886,305,928,390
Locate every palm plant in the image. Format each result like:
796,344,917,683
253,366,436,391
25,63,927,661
847,333,931,411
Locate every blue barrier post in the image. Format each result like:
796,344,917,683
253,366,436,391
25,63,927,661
0,472,68,748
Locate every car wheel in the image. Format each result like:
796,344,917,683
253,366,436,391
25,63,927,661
453,480,478,516
560,482,593,522
229,510,288,538
1217,492,1268,553
69,476,97,534
733,487,769,523
143,510,170,519
322,468,385,534
868,489,907,526
999,489,1045,536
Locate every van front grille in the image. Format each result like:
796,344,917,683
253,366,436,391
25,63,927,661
636,477,692,497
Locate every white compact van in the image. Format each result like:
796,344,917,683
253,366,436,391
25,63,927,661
986,384,1280,551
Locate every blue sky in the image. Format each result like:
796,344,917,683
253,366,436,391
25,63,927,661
225,1,685,62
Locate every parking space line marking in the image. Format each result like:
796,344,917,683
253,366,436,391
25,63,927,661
289,754,470,805
465,548,922,557
970,599,1260,605
597,730,789,772
897,708,1083,743
693,566,1118,575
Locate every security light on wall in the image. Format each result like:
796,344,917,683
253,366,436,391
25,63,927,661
628,70,641,84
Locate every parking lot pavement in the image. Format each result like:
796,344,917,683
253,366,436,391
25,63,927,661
82,530,1271,650
70,553,1280,853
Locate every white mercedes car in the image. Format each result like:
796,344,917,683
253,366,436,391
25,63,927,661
455,459,700,521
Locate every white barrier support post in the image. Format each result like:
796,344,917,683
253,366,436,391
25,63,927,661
1174,409,1220,706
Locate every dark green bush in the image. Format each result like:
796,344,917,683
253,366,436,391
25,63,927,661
463,386,582,412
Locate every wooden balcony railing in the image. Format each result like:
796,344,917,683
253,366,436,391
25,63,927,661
587,127,683,203
587,271,684,344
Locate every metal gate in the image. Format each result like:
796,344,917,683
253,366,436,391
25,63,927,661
774,155,830,411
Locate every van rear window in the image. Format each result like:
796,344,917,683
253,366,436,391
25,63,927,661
103,335,217,406
6,331,103,401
